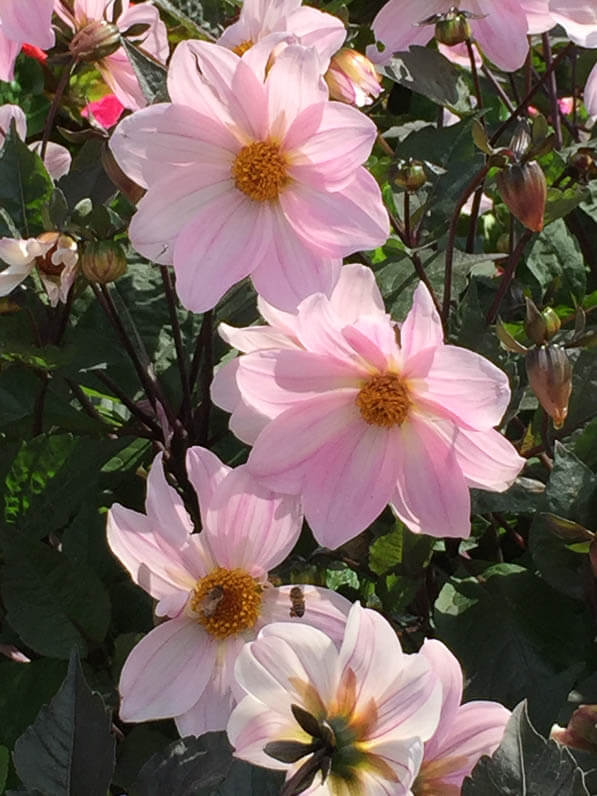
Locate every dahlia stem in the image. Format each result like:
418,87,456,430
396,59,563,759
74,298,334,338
159,265,191,427
486,229,534,325
40,57,74,162
542,33,563,149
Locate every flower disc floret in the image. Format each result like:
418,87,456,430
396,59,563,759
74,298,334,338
190,566,263,639
232,39,254,56
356,372,410,427
232,141,288,202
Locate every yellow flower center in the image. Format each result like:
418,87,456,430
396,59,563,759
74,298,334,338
356,372,411,427
190,567,263,639
233,39,254,56
232,141,288,202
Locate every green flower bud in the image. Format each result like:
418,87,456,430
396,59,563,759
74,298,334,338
393,159,427,193
435,10,471,46
81,240,127,283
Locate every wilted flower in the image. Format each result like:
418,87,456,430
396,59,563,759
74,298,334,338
0,0,55,82
496,161,547,232
525,344,573,428
107,448,350,736
0,104,71,180
228,602,443,795
552,705,597,754
213,267,524,548
0,232,78,306
55,0,169,110
217,0,345,68
325,49,382,107
110,41,389,313
414,640,510,794
367,0,536,72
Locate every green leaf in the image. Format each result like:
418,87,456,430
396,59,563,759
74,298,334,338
13,649,115,796
434,563,588,707
463,702,589,795
0,745,9,792
130,732,284,796
526,218,587,302
121,39,168,104
369,521,433,576
153,0,207,33
382,46,471,112
58,138,116,210
529,443,597,599
0,528,111,658
544,185,589,226
0,123,53,236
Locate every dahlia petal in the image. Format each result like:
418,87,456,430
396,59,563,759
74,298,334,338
287,6,347,64
250,206,341,311
259,585,350,643
328,263,385,323
391,414,471,539
547,1,597,47
99,51,146,111
227,694,292,771
219,321,298,353
1,0,54,49
0,33,20,83
367,0,440,65
175,636,243,735
128,166,233,264
248,392,359,493
202,464,303,573
173,193,271,313
185,446,231,526
302,423,402,548
0,104,27,140
145,452,194,542
117,1,169,64
30,141,71,181
0,259,34,295
281,101,326,153
358,738,423,796
266,44,327,140
472,2,530,72
106,504,196,601
585,61,597,116
522,0,555,34
280,168,389,257
420,639,463,755
400,281,443,362
342,319,396,373
119,618,216,722
295,292,370,364
230,58,268,141
418,345,511,431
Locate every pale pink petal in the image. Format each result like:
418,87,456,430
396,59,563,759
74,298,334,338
287,6,346,64
266,44,328,140
227,694,292,770
341,318,396,373
257,295,301,338
173,193,271,313
234,622,338,713
420,639,463,756
29,141,71,180
301,422,402,548
280,168,389,257
472,2,530,72
549,1,597,47
1,0,54,49
430,422,524,491
109,103,239,189
0,33,20,83
400,281,443,362
117,1,169,64
175,636,244,735
106,504,196,602
128,166,233,264
185,446,231,526
0,104,27,140
351,762,420,796
219,321,298,353
391,414,471,538
0,259,34,295
168,40,240,112
521,0,555,33
211,359,242,413
202,464,303,573
119,618,216,722
99,51,146,111
367,0,442,65
145,452,194,543
250,205,341,312
328,263,385,324
286,102,377,190
259,585,350,642
417,345,511,431
230,58,269,141
295,292,372,364
585,61,597,116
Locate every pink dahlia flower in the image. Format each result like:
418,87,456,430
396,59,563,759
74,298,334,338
0,233,78,306
414,640,510,794
217,0,346,68
109,40,389,313
367,0,537,72
107,447,350,736
585,62,597,116
213,270,525,548
54,0,169,110
0,104,71,180
228,602,442,795
549,1,597,47
0,0,55,82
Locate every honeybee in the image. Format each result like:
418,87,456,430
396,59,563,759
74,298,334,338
289,586,305,618
199,585,224,618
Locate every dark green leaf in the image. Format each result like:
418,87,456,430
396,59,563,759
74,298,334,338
463,702,589,795
382,46,471,111
526,218,587,302
0,745,9,792
121,39,169,104
58,138,117,210
0,528,111,658
13,650,115,796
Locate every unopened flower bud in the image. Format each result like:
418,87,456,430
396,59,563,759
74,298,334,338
525,345,572,429
393,159,427,192
435,10,471,46
325,49,382,107
81,240,127,283
69,20,121,62
524,298,560,345
496,161,547,232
